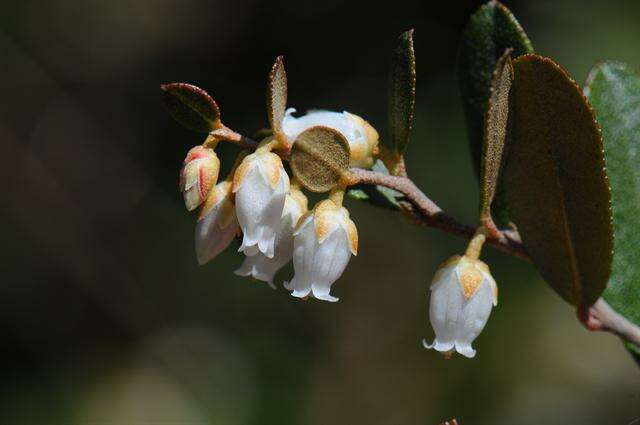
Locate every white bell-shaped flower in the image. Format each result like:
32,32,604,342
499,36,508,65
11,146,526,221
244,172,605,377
284,199,358,302
235,187,308,288
423,253,498,359
194,180,238,265
180,146,220,211
233,150,290,258
281,108,379,169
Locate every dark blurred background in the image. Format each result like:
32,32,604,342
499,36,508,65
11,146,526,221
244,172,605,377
2,0,640,424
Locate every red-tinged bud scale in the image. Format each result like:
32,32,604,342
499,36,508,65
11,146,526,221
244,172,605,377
179,146,220,211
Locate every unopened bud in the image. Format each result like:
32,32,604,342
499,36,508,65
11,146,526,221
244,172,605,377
179,146,220,211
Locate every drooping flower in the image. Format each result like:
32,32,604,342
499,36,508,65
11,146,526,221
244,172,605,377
284,199,357,302
233,150,290,258
281,108,379,168
235,187,308,288
423,253,498,359
180,146,220,211
194,180,238,265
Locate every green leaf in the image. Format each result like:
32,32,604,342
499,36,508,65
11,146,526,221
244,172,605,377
504,54,613,308
458,0,533,225
161,83,221,133
480,48,513,231
348,160,402,210
389,29,416,156
585,61,640,353
267,56,287,137
290,126,350,192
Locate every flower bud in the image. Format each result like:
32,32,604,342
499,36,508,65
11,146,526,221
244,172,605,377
233,150,290,258
282,108,379,168
235,187,308,288
180,146,220,211
423,255,498,358
195,180,238,265
284,199,357,302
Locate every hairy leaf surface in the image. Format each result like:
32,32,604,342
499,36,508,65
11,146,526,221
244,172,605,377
480,49,513,230
389,29,416,156
505,55,613,308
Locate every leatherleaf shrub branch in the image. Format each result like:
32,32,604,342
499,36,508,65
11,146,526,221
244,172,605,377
161,1,640,363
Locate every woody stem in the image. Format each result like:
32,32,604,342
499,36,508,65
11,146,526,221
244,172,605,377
347,168,528,259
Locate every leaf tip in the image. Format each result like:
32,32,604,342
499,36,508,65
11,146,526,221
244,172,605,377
270,55,285,75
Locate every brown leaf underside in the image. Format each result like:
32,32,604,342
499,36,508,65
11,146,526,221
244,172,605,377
480,48,514,233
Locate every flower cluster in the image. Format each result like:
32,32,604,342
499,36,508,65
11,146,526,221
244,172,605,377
169,53,499,358
179,109,377,301
176,107,500,357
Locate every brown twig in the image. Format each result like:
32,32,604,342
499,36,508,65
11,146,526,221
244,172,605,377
348,167,529,260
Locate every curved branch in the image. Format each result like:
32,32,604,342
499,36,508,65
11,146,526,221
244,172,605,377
348,168,529,260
